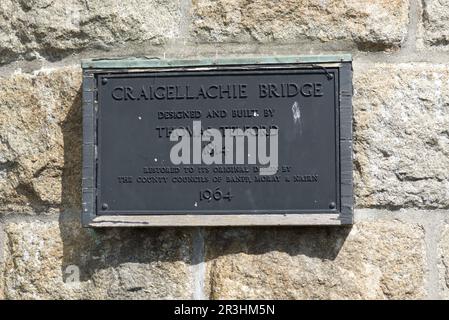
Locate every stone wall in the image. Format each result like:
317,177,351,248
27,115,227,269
0,0,448,299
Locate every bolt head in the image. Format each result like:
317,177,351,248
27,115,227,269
101,203,108,210
329,202,336,209
102,78,108,85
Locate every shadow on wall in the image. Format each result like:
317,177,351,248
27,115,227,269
56,83,352,298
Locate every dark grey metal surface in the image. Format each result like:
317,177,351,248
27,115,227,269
81,59,353,226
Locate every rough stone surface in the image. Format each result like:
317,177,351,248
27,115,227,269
0,223,4,299
191,0,409,50
205,220,426,299
420,0,449,49
0,0,184,64
2,219,194,299
439,224,449,299
0,67,82,214
354,63,449,209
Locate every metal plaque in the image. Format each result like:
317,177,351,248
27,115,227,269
82,56,353,227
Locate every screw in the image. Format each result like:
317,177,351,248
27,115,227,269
327,74,334,80
101,203,109,210
102,78,108,85
329,202,336,209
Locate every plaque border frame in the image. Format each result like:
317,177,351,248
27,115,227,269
81,55,353,227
